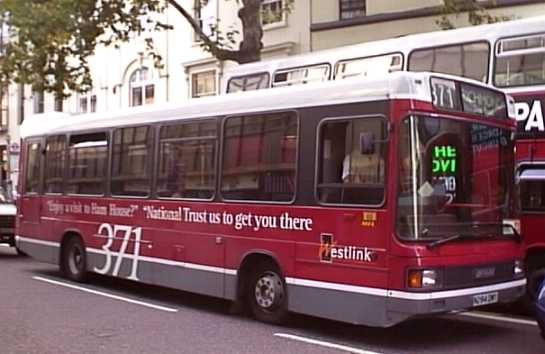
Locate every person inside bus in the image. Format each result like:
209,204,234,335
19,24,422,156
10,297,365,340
342,132,383,184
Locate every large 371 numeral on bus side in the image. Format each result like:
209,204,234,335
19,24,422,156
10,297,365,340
94,223,143,281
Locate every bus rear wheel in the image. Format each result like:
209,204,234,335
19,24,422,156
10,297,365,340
247,262,288,324
61,237,87,282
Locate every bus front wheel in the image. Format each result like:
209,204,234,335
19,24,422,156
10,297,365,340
247,261,288,324
61,237,87,282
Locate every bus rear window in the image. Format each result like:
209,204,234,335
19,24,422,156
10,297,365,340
317,117,387,205
409,42,489,82
494,34,545,87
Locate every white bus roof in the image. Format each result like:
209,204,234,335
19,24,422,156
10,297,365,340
222,15,545,82
21,71,505,139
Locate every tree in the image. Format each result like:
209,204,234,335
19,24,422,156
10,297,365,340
0,0,278,99
436,0,512,30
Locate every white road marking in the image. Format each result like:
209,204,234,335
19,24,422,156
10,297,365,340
274,333,383,354
33,276,178,313
457,311,538,327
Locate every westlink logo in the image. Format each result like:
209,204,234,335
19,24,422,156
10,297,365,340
319,234,376,263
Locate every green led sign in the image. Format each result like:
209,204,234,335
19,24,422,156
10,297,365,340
432,145,457,174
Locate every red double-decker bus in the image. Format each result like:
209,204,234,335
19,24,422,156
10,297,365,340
16,72,524,327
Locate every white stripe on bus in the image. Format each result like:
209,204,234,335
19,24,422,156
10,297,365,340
20,236,525,301
33,276,179,313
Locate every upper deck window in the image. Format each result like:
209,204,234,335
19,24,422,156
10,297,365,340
227,72,270,93
335,53,402,80
67,132,108,195
317,117,387,206
409,42,489,83
273,64,330,87
340,0,366,20
221,112,297,202
494,33,545,88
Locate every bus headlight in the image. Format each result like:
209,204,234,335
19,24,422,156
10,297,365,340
408,269,441,289
513,260,524,276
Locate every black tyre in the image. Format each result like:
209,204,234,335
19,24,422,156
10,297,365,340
61,237,87,282
247,261,288,324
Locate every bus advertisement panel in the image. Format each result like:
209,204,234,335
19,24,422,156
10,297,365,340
16,72,525,327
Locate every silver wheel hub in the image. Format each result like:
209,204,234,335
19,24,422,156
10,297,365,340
255,272,284,309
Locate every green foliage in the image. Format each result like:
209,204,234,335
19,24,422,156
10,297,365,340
0,0,294,98
436,0,512,30
0,0,166,98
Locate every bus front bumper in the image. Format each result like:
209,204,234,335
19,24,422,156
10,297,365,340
386,278,526,320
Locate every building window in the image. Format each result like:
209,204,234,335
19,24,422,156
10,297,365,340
191,70,217,98
129,67,154,106
78,94,97,114
194,0,217,41
54,95,63,112
0,86,7,131
262,0,284,27
33,90,44,114
340,0,366,20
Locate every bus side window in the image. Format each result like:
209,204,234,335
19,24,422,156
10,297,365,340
157,120,217,200
66,132,108,195
221,112,298,202
111,126,152,197
44,135,66,194
317,117,387,205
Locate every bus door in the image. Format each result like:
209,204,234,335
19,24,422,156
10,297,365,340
19,139,43,236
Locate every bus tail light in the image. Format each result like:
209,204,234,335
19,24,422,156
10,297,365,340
408,269,440,289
